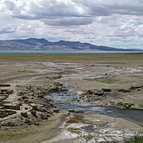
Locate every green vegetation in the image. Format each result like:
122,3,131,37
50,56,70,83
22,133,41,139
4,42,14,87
95,76,118,84
139,105,143,109
0,127,37,141
67,128,81,134
131,105,143,110
124,136,143,143
0,53,142,64
85,134,94,141
66,115,86,124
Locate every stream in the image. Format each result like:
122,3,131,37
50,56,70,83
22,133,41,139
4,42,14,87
46,84,143,126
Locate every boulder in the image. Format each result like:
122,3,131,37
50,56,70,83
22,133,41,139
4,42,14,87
21,112,28,118
102,88,112,92
123,103,134,109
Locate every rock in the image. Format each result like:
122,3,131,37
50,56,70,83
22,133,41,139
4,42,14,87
116,102,134,109
74,110,84,113
0,84,11,87
21,112,28,118
68,109,84,113
40,114,49,120
34,122,40,126
31,104,47,112
68,109,75,113
37,94,44,98
0,110,16,118
0,84,58,126
102,88,112,92
123,103,134,109
48,82,68,93
3,103,22,110
21,96,28,100
25,107,28,110
129,85,143,91
86,90,94,94
118,89,131,93
0,89,13,95
30,104,38,110
24,99,30,104
39,107,48,112
94,90,104,96
53,108,60,113
31,110,37,118
24,119,32,125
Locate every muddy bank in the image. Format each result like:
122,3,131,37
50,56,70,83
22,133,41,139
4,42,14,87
46,83,143,143
0,82,67,127
78,84,143,109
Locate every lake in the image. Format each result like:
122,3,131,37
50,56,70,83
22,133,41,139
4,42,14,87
0,50,142,54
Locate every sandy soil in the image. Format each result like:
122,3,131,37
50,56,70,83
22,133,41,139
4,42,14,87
0,53,143,143
0,111,67,143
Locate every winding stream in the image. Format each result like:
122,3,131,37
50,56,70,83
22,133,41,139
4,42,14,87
46,84,143,126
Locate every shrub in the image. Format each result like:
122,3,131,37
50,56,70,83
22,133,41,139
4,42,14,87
124,136,143,143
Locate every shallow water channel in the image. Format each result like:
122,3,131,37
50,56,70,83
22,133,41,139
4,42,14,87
46,84,143,126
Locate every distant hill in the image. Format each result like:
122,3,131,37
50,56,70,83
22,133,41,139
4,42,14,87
0,38,141,51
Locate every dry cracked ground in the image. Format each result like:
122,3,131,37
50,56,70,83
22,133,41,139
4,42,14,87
0,54,143,143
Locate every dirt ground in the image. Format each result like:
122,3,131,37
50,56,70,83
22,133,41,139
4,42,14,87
0,53,143,143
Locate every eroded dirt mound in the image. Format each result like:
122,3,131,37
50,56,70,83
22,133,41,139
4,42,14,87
0,83,66,127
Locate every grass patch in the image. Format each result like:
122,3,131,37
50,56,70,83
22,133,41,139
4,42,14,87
67,128,81,134
0,127,37,141
139,105,143,109
66,115,86,124
0,53,143,64
85,134,94,141
124,136,143,143
131,105,143,110
95,76,118,84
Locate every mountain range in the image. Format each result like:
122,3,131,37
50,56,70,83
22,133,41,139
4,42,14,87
0,38,141,51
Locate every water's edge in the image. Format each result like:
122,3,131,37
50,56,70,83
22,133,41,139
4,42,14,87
46,84,143,126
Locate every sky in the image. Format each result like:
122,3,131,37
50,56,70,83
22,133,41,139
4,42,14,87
0,0,143,49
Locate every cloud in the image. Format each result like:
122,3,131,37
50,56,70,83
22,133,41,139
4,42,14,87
0,27,15,34
2,0,143,25
0,0,143,49
43,17,93,26
3,0,143,18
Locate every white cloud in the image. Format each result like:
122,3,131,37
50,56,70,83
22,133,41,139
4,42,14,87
0,0,143,49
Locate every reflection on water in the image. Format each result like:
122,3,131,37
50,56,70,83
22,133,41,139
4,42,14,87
46,84,143,126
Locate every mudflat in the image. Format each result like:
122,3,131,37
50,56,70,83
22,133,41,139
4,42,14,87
0,53,143,143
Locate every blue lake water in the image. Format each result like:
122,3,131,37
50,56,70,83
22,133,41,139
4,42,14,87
0,50,142,54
